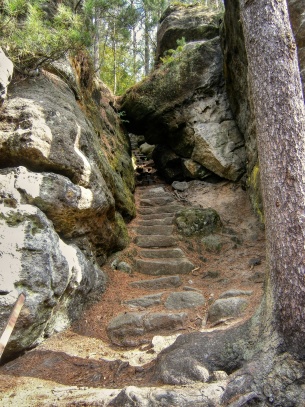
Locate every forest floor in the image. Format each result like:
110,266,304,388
0,173,266,406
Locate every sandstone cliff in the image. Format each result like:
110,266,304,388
222,0,305,221
0,50,135,358
121,1,305,220
120,4,246,183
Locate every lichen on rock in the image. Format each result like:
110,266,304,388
175,207,222,237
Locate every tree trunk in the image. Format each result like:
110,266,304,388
112,21,117,94
133,25,137,82
144,9,150,76
240,0,305,358
93,7,100,75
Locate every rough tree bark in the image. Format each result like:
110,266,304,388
240,0,305,358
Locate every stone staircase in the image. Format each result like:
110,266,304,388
107,183,207,347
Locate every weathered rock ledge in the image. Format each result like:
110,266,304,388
0,50,135,358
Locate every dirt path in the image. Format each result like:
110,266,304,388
0,176,265,406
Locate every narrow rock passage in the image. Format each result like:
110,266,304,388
107,182,203,347
0,144,266,406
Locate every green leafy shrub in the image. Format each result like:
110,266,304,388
160,37,186,65
0,0,90,71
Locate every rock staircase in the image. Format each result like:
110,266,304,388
107,183,207,347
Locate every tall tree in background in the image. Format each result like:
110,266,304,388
82,0,224,94
0,0,224,92
83,0,136,92
240,0,305,357
142,0,166,75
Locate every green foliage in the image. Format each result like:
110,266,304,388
0,0,90,71
160,37,186,64
170,0,224,9
0,0,224,90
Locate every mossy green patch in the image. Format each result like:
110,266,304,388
247,163,264,224
175,207,222,237
114,211,130,249
201,235,223,253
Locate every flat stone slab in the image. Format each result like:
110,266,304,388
136,225,174,236
219,289,253,299
107,311,187,346
139,248,185,259
208,297,249,324
139,187,171,198
140,191,174,199
139,197,175,206
140,187,166,194
135,235,177,248
139,212,176,220
136,258,194,275
183,286,202,292
124,293,163,309
165,292,205,309
138,205,182,215
138,217,174,226
129,275,182,290
172,181,189,191
108,383,225,406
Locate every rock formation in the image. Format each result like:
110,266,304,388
221,0,305,220
0,50,135,358
120,4,246,183
0,48,13,105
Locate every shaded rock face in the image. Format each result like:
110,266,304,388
221,0,305,219
120,5,246,182
0,53,135,358
156,4,221,63
0,204,106,356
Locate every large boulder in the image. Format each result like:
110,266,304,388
0,53,135,358
0,63,134,261
0,167,127,263
0,204,106,357
175,207,223,237
120,6,246,182
156,4,222,62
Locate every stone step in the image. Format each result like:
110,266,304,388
129,275,182,290
138,186,167,195
138,205,182,215
138,217,174,226
139,191,173,199
136,258,195,275
136,225,174,236
138,212,176,220
107,311,187,346
135,235,177,248
124,293,163,309
164,291,205,310
139,248,185,258
139,197,175,206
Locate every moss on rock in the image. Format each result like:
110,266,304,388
247,163,264,224
175,207,222,237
